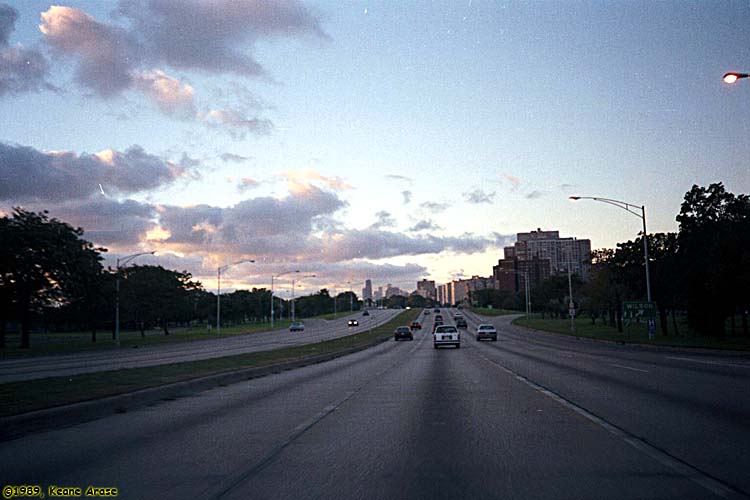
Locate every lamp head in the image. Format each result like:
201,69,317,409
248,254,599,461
723,72,748,84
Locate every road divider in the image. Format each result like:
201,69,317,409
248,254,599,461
0,309,420,441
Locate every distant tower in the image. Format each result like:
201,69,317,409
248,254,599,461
362,279,373,300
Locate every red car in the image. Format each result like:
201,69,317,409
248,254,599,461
410,321,422,330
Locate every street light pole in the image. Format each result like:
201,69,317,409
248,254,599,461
217,259,255,335
569,195,654,338
271,270,299,327
115,251,155,346
291,273,316,322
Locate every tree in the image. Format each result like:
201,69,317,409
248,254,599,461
676,183,750,336
0,208,105,348
120,265,200,336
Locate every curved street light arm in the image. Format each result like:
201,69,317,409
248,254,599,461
570,196,643,219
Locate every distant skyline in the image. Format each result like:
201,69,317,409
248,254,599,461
1,1,748,294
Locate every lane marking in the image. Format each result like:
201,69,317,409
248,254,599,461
610,363,649,373
208,322,428,499
475,351,744,499
665,356,750,369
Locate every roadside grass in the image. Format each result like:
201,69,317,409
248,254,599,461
0,309,420,417
513,315,750,351
470,307,523,316
0,320,293,359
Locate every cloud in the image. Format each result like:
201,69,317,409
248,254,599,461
525,190,546,199
419,201,449,213
116,0,326,77
0,142,191,202
220,152,252,163
40,6,138,96
201,108,273,138
157,186,346,257
134,70,196,117
43,197,158,246
281,168,353,194
370,210,396,229
317,229,503,262
0,3,16,46
385,174,412,183
464,188,495,204
237,177,259,192
504,173,522,189
37,2,325,118
0,3,51,95
409,219,441,232
402,190,412,204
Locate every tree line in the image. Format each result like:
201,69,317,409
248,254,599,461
0,208,366,348
470,183,749,337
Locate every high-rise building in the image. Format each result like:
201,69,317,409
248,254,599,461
493,228,591,293
374,286,383,301
362,279,372,301
416,279,436,300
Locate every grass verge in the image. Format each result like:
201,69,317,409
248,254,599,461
0,309,419,418
513,315,750,351
0,320,294,358
470,307,523,316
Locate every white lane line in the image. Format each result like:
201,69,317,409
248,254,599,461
476,351,742,499
610,363,649,373
665,356,750,369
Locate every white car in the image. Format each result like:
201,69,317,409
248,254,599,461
476,324,497,341
433,325,460,349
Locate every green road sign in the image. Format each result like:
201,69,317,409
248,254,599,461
623,301,657,320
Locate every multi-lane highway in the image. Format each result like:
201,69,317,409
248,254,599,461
2,309,749,499
0,309,399,383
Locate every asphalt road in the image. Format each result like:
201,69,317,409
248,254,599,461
2,309,748,500
0,309,399,383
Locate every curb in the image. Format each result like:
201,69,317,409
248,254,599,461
0,333,392,442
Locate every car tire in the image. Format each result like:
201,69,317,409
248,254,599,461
433,344,438,349
456,344,460,348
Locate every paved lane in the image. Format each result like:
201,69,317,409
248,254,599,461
2,309,746,499
461,309,750,497
0,309,400,383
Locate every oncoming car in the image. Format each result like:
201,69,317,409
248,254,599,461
433,325,460,349
348,319,359,327
394,326,413,341
475,324,497,341
289,322,305,332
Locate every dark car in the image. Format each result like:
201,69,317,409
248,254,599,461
348,319,359,327
433,308,440,313
289,322,305,332
410,321,421,330
394,326,413,341
362,310,370,316
456,317,467,329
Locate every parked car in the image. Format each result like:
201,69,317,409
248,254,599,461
394,326,413,341
362,310,370,316
456,317,468,329
410,321,421,330
348,319,359,327
289,322,305,332
433,325,460,348
475,324,498,341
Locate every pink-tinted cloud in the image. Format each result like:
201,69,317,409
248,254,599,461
134,70,196,117
39,6,137,96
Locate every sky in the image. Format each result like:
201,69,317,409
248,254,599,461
1,0,749,296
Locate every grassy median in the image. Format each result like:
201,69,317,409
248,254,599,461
0,309,419,417
513,315,750,351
